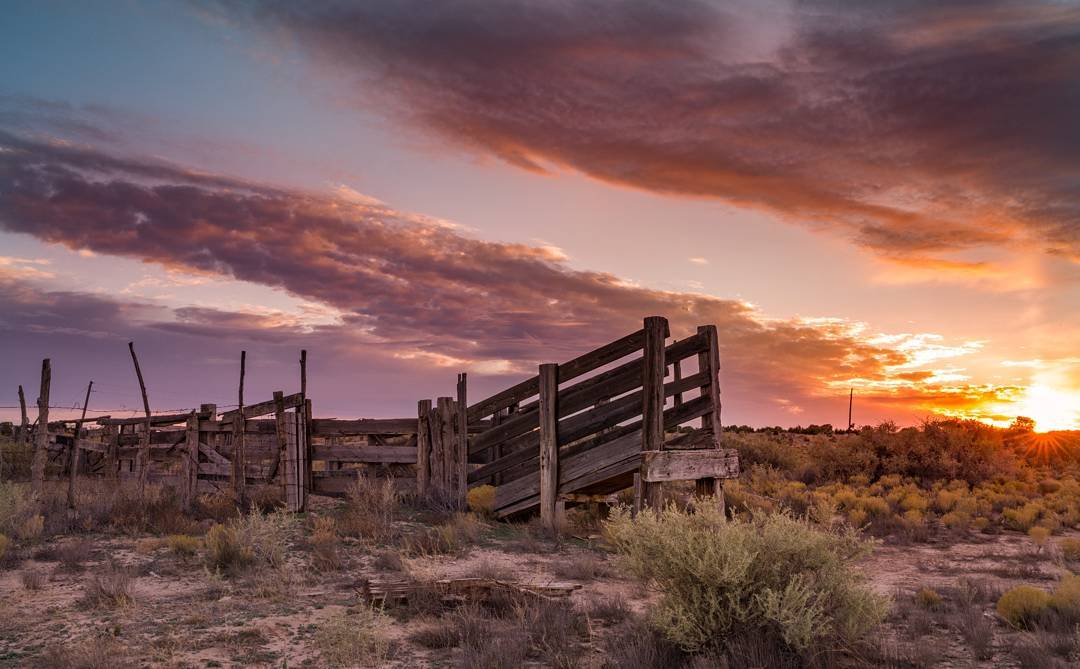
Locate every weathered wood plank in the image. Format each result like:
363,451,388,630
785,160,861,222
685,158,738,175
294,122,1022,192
311,445,417,464
309,418,418,436
416,399,432,496
641,449,739,483
538,363,559,531
220,392,303,421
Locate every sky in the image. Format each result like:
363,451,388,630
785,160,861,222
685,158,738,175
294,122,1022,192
1,0,1079,430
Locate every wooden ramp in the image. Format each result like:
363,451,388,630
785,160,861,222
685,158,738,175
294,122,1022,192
415,316,740,524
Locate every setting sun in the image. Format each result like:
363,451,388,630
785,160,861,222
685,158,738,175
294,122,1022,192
1012,382,1080,432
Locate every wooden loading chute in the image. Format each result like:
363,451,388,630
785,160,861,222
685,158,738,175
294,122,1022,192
24,315,737,524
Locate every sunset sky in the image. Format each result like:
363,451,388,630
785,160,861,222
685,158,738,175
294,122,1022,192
2,1,1079,430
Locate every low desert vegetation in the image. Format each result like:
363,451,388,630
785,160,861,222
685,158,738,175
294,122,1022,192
604,504,888,659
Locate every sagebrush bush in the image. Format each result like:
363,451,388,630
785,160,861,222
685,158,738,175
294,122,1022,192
310,516,342,571
81,564,134,609
0,482,37,538
0,533,9,563
603,506,888,654
997,586,1052,628
915,588,943,610
467,484,497,517
1060,538,1080,561
1049,574,1080,620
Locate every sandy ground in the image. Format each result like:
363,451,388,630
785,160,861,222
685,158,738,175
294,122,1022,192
1,510,1076,668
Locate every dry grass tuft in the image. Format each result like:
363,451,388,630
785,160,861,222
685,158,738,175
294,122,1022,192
552,553,611,581
314,606,396,666
338,477,399,543
33,635,134,669
165,534,201,557
21,567,45,590
56,538,93,572
310,516,342,571
372,548,404,571
81,564,134,609
584,593,632,625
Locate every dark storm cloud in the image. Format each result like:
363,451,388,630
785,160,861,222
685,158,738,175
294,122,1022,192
0,131,926,419
215,0,1080,262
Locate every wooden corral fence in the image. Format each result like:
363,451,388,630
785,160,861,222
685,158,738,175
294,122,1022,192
414,316,740,528
26,315,738,524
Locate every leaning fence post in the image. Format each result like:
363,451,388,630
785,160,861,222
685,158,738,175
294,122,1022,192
538,363,559,532
641,316,667,509
67,380,93,510
183,412,198,511
233,351,247,501
416,399,432,497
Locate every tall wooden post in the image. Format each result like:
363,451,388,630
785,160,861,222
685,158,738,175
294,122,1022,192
538,363,559,532
30,359,51,496
695,324,723,507
270,391,288,486
416,399,432,496
233,351,247,501
67,380,93,509
436,397,457,503
17,385,29,447
127,342,152,495
183,413,199,511
641,316,668,509
455,373,468,504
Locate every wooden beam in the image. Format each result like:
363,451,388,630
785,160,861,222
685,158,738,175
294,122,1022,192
428,403,444,493
416,399,432,496
310,445,417,464
538,363,559,532
31,359,51,496
437,396,457,500
640,449,739,483
220,392,303,421
309,417,416,436
97,413,193,426
268,391,287,484
127,342,152,496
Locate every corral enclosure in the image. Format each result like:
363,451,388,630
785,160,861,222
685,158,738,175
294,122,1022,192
22,316,739,524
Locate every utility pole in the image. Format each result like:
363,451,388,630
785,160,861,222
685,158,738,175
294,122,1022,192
847,387,854,432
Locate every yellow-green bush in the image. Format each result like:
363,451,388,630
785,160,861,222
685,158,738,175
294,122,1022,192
996,585,1051,628
166,534,201,557
0,533,9,562
1049,574,1080,619
466,485,497,517
1027,526,1051,551
603,506,887,654
1060,538,1080,561
17,513,44,542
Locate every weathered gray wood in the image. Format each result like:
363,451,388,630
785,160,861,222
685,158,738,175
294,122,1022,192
182,413,198,511
695,324,722,498
641,449,739,483
456,374,468,505
283,410,306,512
437,397,457,500
538,363,559,532
428,404,444,493
199,442,230,465
67,380,92,509
416,399,432,495
673,358,683,407
309,417,417,436
310,445,417,463
127,342,152,496
268,391,288,484
220,393,303,421
467,326,649,421
31,359,50,495
97,413,192,426
233,351,247,499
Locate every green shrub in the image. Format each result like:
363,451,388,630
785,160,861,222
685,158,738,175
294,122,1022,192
1049,574,1080,620
603,506,888,654
996,586,1051,628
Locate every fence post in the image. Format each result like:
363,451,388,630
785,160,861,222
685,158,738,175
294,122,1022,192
416,399,432,496
183,413,198,511
456,374,468,505
538,363,559,532
641,316,667,509
31,358,51,496
695,324,723,507
436,397,457,503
